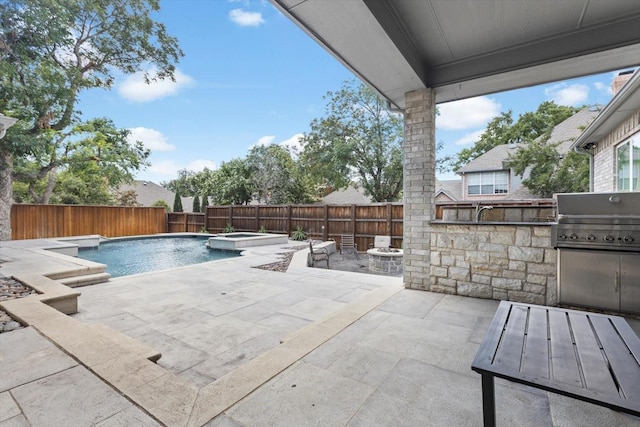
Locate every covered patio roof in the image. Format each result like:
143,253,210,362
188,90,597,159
272,0,640,108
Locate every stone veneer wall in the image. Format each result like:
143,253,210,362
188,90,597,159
429,223,557,306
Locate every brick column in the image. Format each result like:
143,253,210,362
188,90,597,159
403,88,436,290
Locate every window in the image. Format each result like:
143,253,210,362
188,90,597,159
617,137,640,191
467,171,509,195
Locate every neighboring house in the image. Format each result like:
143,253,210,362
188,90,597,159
320,186,373,204
323,181,463,203
117,180,195,212
455,105,602,200
435,179,462,202
571,70,640,192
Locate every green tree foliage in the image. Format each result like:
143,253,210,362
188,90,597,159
506,135,590,197
12,118,149,204
173,190,183,213
300,80,403,202
161,169,197,196
246,144,313,204
151,199,171,212
206,159,253,205
201,194,209,212
192,194,200,213
49,169,113,205
451,102,579,171
0,0,182,239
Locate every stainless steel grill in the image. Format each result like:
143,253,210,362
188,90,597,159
552,192,640,314
552,193,640,252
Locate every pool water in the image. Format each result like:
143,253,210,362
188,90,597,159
78,236,240,278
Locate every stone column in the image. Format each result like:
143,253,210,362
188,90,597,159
403,88,436,290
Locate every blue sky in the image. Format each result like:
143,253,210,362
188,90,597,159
78,0,630,184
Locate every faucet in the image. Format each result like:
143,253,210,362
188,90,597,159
475,205,493,222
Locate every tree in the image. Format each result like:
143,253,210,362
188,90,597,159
300,80,404,202
151,199,171,212
246,144,311,204
450,102,579,171
12,118,149,204
0,0,182,239
201,194,209,212
192,195,200,213
451,111,516,171
161,169,197,196
204,159,253,205
173,190,183,213
113,189,141,207
506,134,590,197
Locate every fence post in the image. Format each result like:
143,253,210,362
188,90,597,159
255,206,259,231
323,204,328,241
351,204,356,234
387,203,392,236
229,206,233,230
286,205,291,236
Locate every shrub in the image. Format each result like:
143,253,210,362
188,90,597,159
151,200,171,212
291,226,307,241
192,195,201,213
223,223,235,233
258,225,267,233
173,191,183,212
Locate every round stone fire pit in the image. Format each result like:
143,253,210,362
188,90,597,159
367,247,403,274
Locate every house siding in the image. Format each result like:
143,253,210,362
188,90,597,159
593,110,640,192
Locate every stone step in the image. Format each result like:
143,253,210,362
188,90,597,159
57,272,111,288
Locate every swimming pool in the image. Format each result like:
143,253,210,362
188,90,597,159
78,235,241,278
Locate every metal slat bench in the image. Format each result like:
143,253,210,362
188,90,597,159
472,301,640,426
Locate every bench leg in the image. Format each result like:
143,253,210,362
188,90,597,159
481,374,496,427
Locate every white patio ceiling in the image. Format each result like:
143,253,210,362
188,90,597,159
271,0,640,108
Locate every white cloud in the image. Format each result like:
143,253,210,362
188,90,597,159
437,97,501,130
229,9,265,26
127,127,175,151
249,133,304,154
454,130,485,146
256,135,276,146
118,69,194,103
545,83,589,106
187,159,217,171
279,133,304,154
147,159,181,177
594,81,612,97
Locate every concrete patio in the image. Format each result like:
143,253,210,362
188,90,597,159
1,240,640,426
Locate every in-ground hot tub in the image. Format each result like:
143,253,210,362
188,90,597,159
206,232,289,250
367,248,404,274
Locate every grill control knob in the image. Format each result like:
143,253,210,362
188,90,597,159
623,236,635,243
586,235,596,241
558,234,568,240
604,235,615,242
569,234,578,240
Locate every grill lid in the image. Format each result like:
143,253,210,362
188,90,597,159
556,192,640,217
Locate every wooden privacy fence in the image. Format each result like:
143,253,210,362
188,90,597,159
11,204,167,240
204,203,404,250
167,212,206,233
